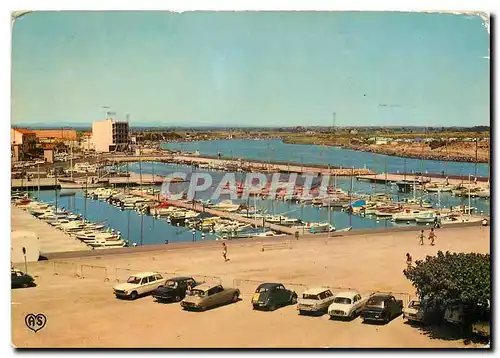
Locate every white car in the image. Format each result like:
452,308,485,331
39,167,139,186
328,291,368,319
403,300,425,323
113,272,167,300
297,287,335,315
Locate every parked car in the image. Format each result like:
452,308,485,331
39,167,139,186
11,270,35,289
297,287,335,315
180,282,240,311
472,300,490,339
113,272,167,300
403,300,425,323
444,303,465,325
328,291,368,320
152,276,198,302
251,283,297,311
360,293,403,323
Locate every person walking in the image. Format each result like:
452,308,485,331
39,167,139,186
406,253,413,270
222,242,228,262
428,228,436,246
418,230,425,245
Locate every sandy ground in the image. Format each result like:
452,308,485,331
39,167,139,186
11,225,490,348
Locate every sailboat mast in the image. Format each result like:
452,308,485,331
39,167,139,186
152,160,155,183
70,139,73,180
54,169,58,211
420,139,424,207
384,159,388,195
37,162,40,199
84,170,88,220
474,137,478,178
139,148,143,195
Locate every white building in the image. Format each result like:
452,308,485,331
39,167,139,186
91,118,129,152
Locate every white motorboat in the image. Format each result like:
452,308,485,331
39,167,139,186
309,222,335,233
392,209,432,222
425,184,453,192
211,200,241,212
59,221,86,232
75,230,100,242
475,189,490,198
87,239,126,248
254,231,288,237
415,211,437,224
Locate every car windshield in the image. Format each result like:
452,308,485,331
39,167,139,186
165,281,178,288
256,287,270,293
126,276,141,284
334,297,352,305
367,297,385,307
189,289,206,297
303,294,320,300
409,301,421,309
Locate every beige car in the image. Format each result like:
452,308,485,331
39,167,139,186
297,287,335,315
113,272,167,300
180,282,240,311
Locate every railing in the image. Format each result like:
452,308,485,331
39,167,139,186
261,240,292,252
49,260,409,304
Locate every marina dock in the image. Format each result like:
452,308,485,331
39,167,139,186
130,189,299,236
106,154,374,176
356,173,490,187
11,173,170,190
11,206,90,254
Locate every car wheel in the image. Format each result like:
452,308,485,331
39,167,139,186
269,304,276,311
21,283,29,288
130,291,138,300
385,313,391,323
232,292,239,302
290,294,297,305
174,295,181,302
349,311,355,320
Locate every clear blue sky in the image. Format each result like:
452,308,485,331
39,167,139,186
11,11,490,127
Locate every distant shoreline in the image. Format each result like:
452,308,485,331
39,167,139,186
162,137,489,165
279,138,489,164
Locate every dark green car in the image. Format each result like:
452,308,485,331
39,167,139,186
11,270,35,289
251,283,297,311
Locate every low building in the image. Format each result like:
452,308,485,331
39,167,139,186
79,132,95,151
11,128,37,161
33,129,77,142
92,118,129,152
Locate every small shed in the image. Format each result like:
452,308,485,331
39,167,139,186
43,143,55,163
11,231,40,263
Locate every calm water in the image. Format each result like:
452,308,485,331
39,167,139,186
162,139,489,177
29,161,489,246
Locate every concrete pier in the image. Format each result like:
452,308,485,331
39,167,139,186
356,173,490,187
11,206,91,254
105,154,374,176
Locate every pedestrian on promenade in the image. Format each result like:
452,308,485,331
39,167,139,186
222,242,228,262
406,253,413,270
428,228,436,246
418,230,425,245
